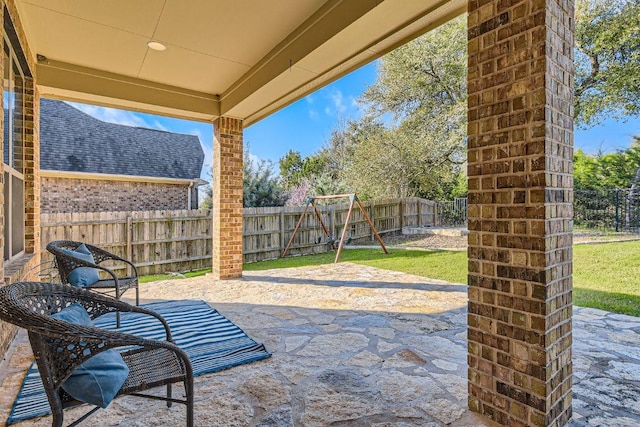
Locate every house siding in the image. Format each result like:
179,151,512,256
41,177,198,213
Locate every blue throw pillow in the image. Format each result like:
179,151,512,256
52,304,129,408
62,244,100,287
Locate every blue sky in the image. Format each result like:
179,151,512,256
69,60,639,181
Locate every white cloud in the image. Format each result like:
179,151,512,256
324,106,333,116
328,90,347,113
152,120,169,131
68,102,151,128
305,94,314,104
308,109,319,119
247,152,261,165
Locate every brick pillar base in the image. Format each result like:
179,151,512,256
212,117,243,279
467,0,574,426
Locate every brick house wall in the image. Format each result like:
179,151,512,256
41,176,199,213
1,0,40,361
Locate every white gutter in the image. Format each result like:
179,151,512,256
188,180,194,209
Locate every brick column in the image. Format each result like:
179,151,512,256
212,117,243,279
23,79,40,259
467,0,573,426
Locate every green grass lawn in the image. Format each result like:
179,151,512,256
573,241,640,316
141,241,640,317
243,248,468,283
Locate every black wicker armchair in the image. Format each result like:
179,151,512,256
0,281,194,427
46,240,139,326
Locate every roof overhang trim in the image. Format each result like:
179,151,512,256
40,170,201,185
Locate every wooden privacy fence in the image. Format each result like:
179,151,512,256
40,197,443,274
40,210,212,276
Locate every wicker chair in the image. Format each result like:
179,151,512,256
0,281,194,427
46,240,139,327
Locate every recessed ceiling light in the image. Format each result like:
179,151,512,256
147,41,166,51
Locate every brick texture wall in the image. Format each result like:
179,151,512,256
24,79,39,256
41,177,198,213
212,117,243,279
467,0,574,426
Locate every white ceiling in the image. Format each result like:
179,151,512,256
14,0,466,124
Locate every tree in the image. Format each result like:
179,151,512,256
243,148,287,207
279,149,328,190
331,16,467,200
574,0,640,127
199,173,213,209
279,150,304,189
200,148,288,208
574,139,640,190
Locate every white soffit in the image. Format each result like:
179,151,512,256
15,0,465,124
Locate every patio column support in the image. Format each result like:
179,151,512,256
24,79,40,261
467,0,574,426
212,116,244,279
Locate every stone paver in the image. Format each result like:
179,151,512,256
0,263,638,426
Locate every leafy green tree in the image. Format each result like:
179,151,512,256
199,149,288,208
244,148,287,207
574,0,640,127
279,150,304,189
279,149,329,190
573,149,602,190
574,140,640,190
331,16,467,200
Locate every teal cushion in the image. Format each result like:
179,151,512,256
62,244,100,287
52,304,129,408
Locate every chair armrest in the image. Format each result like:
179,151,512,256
86,245,139,279
32,320,190,390
19,283,172,341
95,304,173,342
47,252,133,298
74,285,172,341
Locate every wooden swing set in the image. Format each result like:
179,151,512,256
281,194,388,263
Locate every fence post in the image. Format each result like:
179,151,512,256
417,200,422,227
434,201,438,227
330,206,336,239
615,189,620,232
126,216,133,276
370,201,375,241
279,210,285,251
399,199,404,232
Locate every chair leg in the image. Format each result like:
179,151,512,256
167,383,172,408
186,378,194,427
52,407,64,427
116,286,121,328
136,284,140,306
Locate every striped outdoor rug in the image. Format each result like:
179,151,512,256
7,299,271,425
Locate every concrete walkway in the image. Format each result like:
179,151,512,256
1,264,639,426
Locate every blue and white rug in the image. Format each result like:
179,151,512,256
7,299,271,425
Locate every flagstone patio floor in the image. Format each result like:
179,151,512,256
1,263,639,426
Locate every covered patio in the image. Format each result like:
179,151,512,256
0,0,578,425
1,264,638,425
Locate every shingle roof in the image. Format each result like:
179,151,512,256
40,99,204,180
